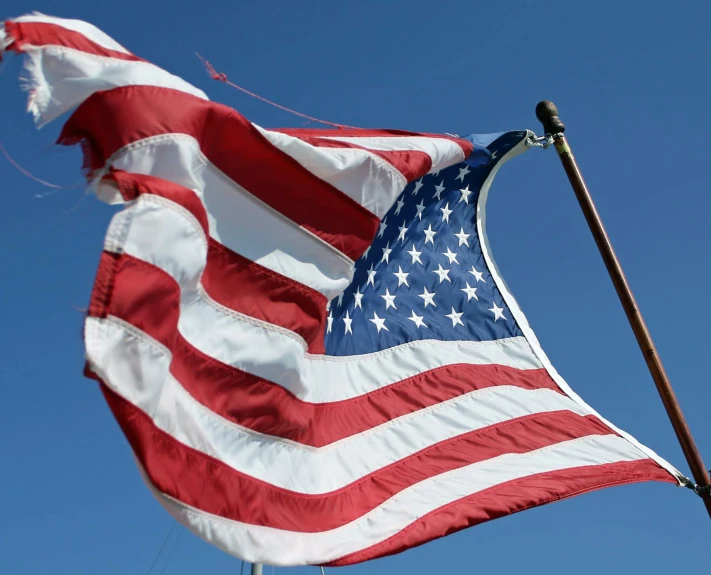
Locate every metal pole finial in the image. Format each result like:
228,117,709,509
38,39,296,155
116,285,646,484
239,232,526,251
535,100,566,135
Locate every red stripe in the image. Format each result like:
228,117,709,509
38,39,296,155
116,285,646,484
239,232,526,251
205,242,327,353
5,21,142,62
103,171,327,352
87,251,120,318
330,459,675,565
291,135,433,183
98,381,653,534
91,250,564,447
107,170,209,233
274,127,475,159
59,85,380,260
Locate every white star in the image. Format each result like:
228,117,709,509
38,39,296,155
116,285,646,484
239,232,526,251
381,242,392,264
397,220,408,243
408,244,423,265
440,202,453,223
445,307,464,328
423,224,437,245
415,199,425,220
353,287,364,309
491,150,498,160
456,165,471,182
469,266,486,283
460,282,479,301
408,310,427,328
394,197,405,216
381,288,397,310
343,310,353,334
369,311,389,333
367,264,377,286
430,169,440,177
459,185,472,204
433,264,451,283
337,292,344,306
327,311,333,333
454,227,470,247
418,287,437,308
362,245,371,259
412,178,424,195
377,218,388,238
489,302,506,321
393,266,409,287
433,181,446,200
442,246,459,265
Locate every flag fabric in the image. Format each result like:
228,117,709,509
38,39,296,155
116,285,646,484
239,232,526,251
2,13,683,567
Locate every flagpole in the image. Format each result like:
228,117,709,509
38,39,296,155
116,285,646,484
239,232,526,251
535,100,711,519
251,563,263,575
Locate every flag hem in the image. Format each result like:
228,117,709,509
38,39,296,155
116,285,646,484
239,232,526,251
475,131,684,484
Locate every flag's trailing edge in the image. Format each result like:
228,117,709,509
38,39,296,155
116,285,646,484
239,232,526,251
3,12,684,567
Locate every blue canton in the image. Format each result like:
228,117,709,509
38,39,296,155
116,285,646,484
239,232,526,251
325,131,527,356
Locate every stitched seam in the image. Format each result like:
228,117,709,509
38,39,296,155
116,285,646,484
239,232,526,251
306,335,530,363
196,284,309,349
95,316,584,457
176,332,552,409
141,194,208,249
209,239,326,306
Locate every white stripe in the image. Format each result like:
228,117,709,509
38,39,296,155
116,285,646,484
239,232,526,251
255,127,407,218
0,23,10,50
473,132,684,482
17,46,206,126
12,12,132,53
101,137,354,299
104,195,207,287
179,297,541,401
321,135,467,175
143,434,648,565
86,314,585,492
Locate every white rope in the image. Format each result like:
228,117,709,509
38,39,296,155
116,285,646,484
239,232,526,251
158,527,184,574
145,520,178,574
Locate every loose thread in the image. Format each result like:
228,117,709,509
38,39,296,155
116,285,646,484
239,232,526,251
196,53,358,130
0,139,80,190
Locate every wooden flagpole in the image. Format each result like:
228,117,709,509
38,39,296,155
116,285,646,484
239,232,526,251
535,101,711,519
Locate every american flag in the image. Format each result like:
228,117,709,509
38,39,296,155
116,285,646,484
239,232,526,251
2,13,682,567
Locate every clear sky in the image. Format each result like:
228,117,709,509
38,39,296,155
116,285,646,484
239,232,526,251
1,1,710,573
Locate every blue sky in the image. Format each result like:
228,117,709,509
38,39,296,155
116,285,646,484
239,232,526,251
1,1,710,573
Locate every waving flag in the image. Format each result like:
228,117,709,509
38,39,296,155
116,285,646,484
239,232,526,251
2,12,682,567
